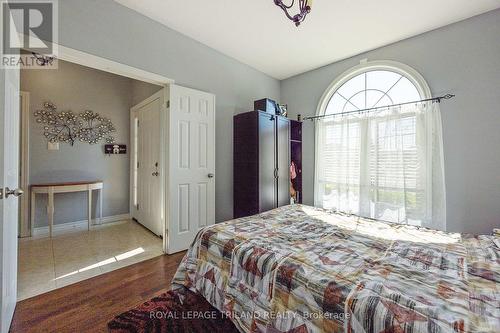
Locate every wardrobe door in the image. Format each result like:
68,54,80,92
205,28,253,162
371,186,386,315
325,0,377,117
233,112,259,218
259,112,276,212
276,116,290,207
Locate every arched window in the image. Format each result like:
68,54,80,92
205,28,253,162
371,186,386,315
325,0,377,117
325,70,422,115
315,61,446,230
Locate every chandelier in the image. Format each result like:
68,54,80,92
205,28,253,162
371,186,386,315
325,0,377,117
274,0,312,27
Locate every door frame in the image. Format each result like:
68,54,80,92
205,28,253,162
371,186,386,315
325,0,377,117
19,91,30,237
15,36,174,254
0,54,21,333
129,89,168,238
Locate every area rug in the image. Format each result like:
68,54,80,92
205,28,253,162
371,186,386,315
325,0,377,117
108,286,239,333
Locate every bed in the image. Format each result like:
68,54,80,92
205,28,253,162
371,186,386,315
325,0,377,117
172,205,499,333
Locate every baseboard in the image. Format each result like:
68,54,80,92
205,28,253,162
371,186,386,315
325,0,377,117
29,213,131,238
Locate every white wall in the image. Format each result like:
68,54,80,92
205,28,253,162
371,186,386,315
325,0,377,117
281,9,500,234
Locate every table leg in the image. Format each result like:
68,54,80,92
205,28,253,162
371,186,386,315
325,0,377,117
99,188,103,225
48,187,54,237
30,191,35,236
88,188,92,231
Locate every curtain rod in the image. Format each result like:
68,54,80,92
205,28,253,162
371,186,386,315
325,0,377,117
302,94,455,121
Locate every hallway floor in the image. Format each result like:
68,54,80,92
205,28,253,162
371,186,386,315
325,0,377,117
17,220,163,301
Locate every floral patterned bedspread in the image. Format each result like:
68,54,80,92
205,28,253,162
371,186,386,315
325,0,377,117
172,205,499,333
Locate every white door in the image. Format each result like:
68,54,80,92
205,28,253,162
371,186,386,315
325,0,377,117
0,67,20,332
168,85,215,254
131,90,164,236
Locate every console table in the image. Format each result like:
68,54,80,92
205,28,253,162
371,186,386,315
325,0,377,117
30,181,103,237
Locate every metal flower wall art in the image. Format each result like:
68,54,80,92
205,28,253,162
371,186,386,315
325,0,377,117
34,102,116,146
78,110,116,144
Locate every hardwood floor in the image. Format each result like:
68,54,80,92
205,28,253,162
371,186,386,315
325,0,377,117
10,252,185,333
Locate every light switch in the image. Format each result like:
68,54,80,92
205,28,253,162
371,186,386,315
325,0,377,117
48,142,59,150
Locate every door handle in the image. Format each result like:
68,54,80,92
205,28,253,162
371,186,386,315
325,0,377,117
5,187,24,198
208,173,214,178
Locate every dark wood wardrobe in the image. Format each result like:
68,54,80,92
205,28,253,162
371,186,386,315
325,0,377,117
233,111,290,218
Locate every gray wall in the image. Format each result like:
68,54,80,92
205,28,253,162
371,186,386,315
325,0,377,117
130,80,163,107
281,10,500,234
57,0,280,223
22,0,497,233
22,59,160,227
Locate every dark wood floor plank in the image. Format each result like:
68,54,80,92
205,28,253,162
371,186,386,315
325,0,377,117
10,252,185,333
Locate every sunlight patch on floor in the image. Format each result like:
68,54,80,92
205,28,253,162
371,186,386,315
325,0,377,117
17,221,163,301
54,247,145,280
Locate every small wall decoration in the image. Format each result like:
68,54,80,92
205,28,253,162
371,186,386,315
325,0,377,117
32,52,56,67
104,144,127,155
34,102,116,146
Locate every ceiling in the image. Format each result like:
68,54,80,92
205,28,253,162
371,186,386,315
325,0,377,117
114,0,500,80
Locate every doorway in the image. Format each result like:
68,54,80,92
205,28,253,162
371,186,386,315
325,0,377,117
130,91,164,237
1,43,216,331
16,58,166,300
